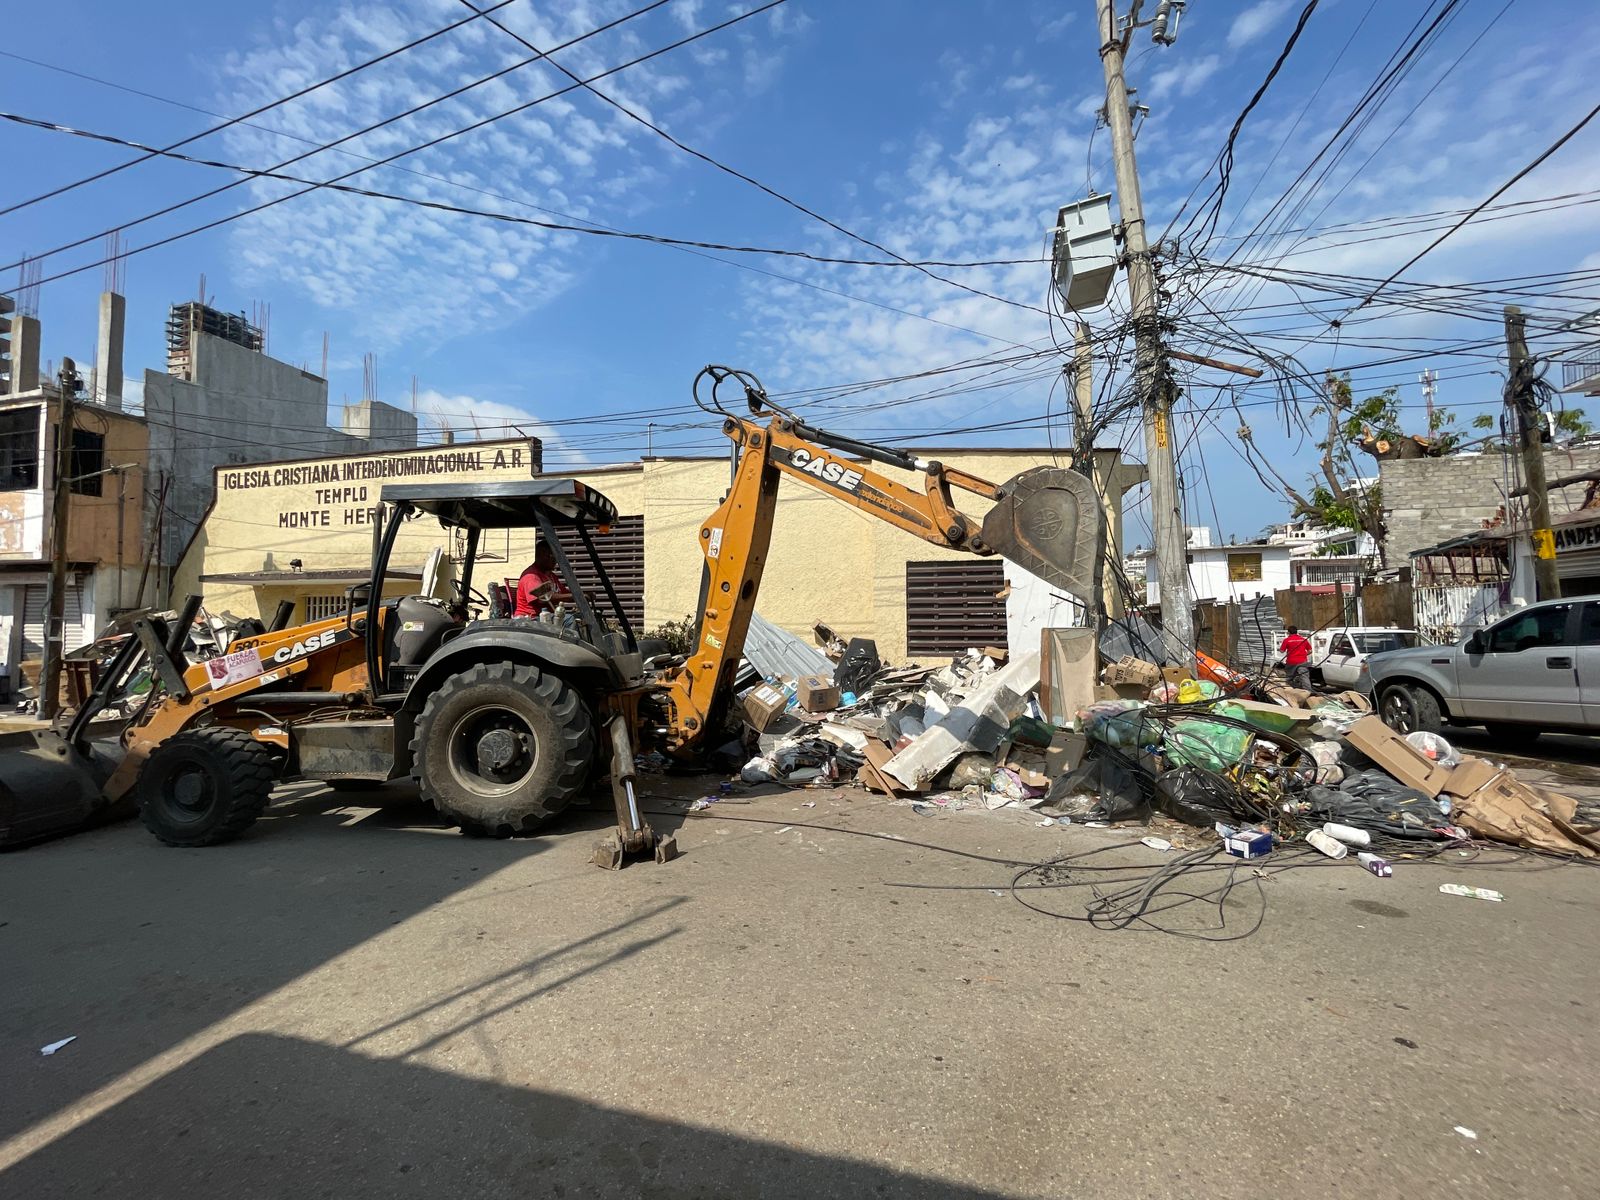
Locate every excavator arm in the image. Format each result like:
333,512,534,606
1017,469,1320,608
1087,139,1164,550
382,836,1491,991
662,366,1102,751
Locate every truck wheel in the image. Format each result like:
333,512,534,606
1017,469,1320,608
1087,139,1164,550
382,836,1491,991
1379,684,1441,735
138,727,277,847
1484,722,1541,749
411,662,593,837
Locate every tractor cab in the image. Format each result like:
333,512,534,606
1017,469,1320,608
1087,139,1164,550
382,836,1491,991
362,479,639,703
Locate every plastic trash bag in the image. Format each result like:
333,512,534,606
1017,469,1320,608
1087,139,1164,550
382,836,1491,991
1154,765,1239,827
1079,700,1154,749
1404,730,1461,767
947,751,995,790
1047,756,1150,824
1163,712,1252,773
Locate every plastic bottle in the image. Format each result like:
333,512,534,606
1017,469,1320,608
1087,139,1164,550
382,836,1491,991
1357,852,1392,877
1305,829,1348,859
1322,822,1371,848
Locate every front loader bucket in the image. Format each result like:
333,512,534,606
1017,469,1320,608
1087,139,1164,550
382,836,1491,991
979,467,1101,604
0,730,124,850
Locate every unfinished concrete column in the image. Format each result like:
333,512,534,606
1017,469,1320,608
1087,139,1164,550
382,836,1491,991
6,312,41,396
96,292,125,409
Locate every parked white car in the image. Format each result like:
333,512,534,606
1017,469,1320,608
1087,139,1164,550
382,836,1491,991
1308,626,1418,691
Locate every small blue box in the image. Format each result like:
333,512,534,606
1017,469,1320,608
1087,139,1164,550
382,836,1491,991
1224,829,1273,859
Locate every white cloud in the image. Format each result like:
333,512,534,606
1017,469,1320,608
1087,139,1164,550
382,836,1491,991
1148,54,1221,100
1228,1,1293,50
215,0,803,351
415,387,592,465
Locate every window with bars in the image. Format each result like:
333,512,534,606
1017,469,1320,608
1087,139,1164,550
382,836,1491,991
905,560,1008,656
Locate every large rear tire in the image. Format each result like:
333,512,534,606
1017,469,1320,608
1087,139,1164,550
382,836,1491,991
138,727,277,847
410,662,593,837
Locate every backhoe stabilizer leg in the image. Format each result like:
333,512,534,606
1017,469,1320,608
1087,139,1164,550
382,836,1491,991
591,715,678,869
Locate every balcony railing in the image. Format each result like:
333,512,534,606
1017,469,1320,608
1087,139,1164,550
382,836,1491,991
1562,349,1600,390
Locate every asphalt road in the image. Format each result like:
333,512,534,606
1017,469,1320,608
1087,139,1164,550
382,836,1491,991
4,767,1599,1200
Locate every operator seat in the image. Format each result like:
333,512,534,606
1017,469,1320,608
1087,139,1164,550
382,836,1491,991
384,595,460,685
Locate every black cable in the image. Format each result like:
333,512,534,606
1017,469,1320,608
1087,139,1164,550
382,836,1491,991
0,111,1044,272
1171,1,1321,252
11,0,778,288
0,0,525,218
1344,100,1600,314
455,0,1050,320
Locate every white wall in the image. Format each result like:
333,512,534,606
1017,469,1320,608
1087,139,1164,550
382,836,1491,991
1147,547,1293,604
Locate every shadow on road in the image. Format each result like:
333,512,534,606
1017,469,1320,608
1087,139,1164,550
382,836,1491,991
2,1033,1012,1199
0,781,568,1148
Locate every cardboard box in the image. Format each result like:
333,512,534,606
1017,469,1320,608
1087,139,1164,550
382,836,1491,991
1102,655,1161,690
1224,829,1273,859
796,674,842,713
1343,716,1455,797
1045,730,1087,778
1441,756,1500,798
742,683,791,732
1160,665,1190,685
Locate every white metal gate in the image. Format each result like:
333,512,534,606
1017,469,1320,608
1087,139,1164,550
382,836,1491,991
1413,583,1510,646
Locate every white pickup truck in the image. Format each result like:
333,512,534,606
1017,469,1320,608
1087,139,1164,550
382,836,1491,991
1308,626,1418,691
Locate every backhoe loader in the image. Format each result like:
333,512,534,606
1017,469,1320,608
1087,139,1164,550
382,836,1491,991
0,366,1101,865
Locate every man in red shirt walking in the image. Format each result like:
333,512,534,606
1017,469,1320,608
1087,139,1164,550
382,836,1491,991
1277,625,1313,691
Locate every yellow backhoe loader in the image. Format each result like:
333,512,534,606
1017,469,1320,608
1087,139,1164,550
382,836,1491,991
0,367,1101,865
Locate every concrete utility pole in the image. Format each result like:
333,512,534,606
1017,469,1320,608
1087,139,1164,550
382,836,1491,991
41,358,79,723
1504,305,1560,599
1071,321,1109,628
1093,0,1192,658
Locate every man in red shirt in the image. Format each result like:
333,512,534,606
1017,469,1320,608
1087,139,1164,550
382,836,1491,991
513,542,560,618
1277,625,1313,691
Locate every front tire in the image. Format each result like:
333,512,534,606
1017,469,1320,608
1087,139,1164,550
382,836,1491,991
1380,684,1442,735
411,662,593,837
138,727,277,847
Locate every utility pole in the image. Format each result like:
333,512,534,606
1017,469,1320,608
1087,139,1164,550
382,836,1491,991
1093,0,1192,658
41,358,79,723
1504,305,1560,599
1071,321,1109,626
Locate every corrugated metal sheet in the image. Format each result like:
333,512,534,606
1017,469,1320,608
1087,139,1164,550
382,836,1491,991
906,560,1008,656
742,611,835,681
1234,595,1283,671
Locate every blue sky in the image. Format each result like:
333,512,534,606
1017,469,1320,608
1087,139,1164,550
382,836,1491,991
3,0,1597,545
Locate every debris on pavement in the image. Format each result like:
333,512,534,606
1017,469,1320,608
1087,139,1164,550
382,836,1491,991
715,619,1597,938
1440,884,1505,902
39,1036,77,1056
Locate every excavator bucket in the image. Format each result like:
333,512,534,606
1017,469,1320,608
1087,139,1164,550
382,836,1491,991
0,729,124,849
979,466,1102,605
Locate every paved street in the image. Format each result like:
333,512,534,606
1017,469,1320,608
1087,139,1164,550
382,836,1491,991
4,756,1600,1200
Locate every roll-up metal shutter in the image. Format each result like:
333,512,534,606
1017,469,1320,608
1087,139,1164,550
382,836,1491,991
553,515,645,631
905,560,1007,656
22,579,88,658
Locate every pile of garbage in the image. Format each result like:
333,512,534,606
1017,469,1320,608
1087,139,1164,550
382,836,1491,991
731,631,1600,863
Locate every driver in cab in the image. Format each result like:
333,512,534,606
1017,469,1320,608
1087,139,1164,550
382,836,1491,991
513,541,561,618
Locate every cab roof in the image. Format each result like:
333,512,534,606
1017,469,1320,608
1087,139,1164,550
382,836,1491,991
379,479,620,529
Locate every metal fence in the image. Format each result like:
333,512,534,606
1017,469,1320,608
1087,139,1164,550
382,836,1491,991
1412,582,1511,645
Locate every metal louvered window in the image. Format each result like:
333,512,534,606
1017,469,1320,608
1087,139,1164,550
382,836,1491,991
302,594,347,622
905,560,1007,656
553,515,644,630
